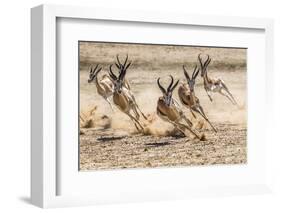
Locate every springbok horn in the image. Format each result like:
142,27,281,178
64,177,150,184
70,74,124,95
109,64,117,80
198,54,204,69
167,75,174,91
115,62,121,69
183,65,190,81
124,61,131,70
157,78,166,94
203,55,210,67
119,65,127,80
205,57,211,68
116,54,122,67
192,65,199,79
170,79,179,91
90,64,99,74
123,54,128,67
96,67,102,74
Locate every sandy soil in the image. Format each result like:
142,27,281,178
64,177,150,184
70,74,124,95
79,42,247,171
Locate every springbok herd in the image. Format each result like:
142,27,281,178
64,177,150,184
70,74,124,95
86,54,238,140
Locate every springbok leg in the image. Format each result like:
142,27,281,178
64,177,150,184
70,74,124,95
205,88,213,102
126,112,144,132
193,106,217,132
221,82,237,105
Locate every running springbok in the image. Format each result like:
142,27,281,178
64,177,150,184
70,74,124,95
198,54,237,105
114,55,131,90
178,65,217,132
111,54,147,120
108,61,144,132
88,64,114,111
157,75,204,140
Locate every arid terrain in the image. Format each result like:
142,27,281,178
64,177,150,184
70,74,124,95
79,42,247,171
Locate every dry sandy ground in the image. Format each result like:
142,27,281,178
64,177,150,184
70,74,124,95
79,42,247,171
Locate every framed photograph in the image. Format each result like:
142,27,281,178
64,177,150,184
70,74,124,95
31,4,274,208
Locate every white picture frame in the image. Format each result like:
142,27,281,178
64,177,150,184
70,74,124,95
31,4,274,208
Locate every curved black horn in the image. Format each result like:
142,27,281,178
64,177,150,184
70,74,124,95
203,55,212,67
90,64,99,74
157,78,166,94
167,75,174,91
183,65,190,81
171,79,179,91
96,67,102,74
194,66,200,80
125,61,131,70
119,66,127,81
123,54,128,67
198,53,204,69
109,64,117,80
204,55,210,67
115,62,121,69
192,65,199,79
116,54,122,66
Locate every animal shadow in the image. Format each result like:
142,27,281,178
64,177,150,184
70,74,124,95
97,136,126,142
145,142,170,147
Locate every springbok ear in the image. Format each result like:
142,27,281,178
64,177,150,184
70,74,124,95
183,65,190,81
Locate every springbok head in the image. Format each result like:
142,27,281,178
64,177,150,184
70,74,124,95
115,54,131,74
109,64,126,94
88,64,102,83
198,54,211,77
109,54,132,93
157,75,179,106
182,65,200,93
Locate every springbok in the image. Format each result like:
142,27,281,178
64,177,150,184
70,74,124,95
178,65,217,132
111,54,147,120
114,55,131,90
198,54,237,105
88,64,114,111
108,61,145,132
156,75,204,140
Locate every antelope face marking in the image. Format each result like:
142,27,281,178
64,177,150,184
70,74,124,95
163,91,173,106
114,79,124,94
187,79,196,93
